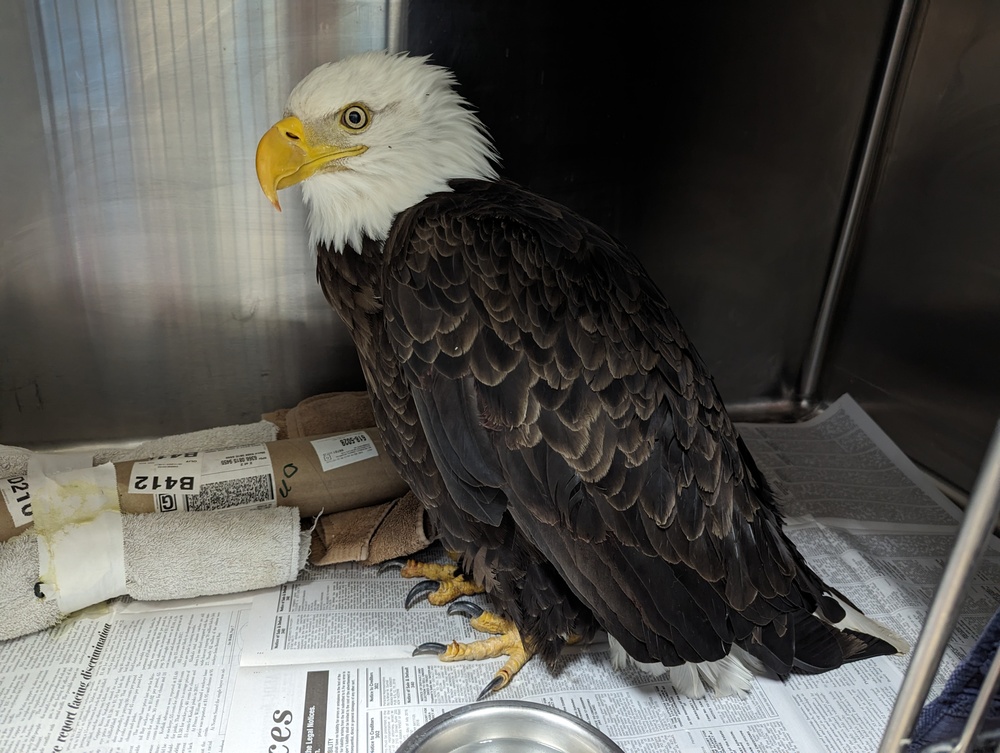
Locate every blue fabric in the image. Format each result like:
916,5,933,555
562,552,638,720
908,607,1000,752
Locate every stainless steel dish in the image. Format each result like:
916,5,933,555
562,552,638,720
394,700,625,753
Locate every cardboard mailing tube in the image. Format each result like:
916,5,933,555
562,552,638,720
0,428,410,543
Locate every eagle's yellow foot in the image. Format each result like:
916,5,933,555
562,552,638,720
379,557,483,608
413,600,533,699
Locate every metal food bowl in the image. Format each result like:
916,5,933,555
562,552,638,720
394,700,625,753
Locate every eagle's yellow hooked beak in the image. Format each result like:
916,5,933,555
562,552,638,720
255,115,367,211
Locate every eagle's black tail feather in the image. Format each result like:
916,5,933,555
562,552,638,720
790,610,902,675
741,608,904,679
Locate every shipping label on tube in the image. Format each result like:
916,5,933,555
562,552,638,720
171,445,275,513
127,446,276,512
311,431,379,472
128,454,201,496
3,451,95,528
1,475,33,526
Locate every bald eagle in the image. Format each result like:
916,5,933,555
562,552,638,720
256,50,907,698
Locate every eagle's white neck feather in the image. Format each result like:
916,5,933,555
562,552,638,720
286,52,499,253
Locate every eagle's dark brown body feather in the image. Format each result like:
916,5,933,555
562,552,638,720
317,178,894,677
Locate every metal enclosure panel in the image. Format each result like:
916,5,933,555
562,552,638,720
824,0,1000,492
1,0,385,447
1,1,892,449
402,2,894,406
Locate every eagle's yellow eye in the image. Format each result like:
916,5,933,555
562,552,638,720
341,104,370,130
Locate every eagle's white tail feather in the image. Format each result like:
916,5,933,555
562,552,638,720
825,594,910,654
608,636,760,698
608,636,668,675
669,663,707,698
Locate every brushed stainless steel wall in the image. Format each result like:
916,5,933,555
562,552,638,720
1,0,389,447
17,1,977,488
824,0,1000,493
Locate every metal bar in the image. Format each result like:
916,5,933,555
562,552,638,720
727,397,803,424
878,421,1000,752
798,0,921,406
386,0,408,53
953,637,1000,753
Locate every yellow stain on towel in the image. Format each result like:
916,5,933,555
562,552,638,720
30,464,126,614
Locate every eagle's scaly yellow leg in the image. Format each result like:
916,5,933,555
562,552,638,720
465,609,511,635
397,559,483,605
378,555,533,697
416,605,534,698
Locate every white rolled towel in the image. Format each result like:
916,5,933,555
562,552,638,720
0,506,309,641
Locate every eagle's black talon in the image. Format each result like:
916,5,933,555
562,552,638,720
377,558,406,575
447,600,484,619
413,642,448,657
476,675,506,701
404,579,439,609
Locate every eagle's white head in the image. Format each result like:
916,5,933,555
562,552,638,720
256,51,499,253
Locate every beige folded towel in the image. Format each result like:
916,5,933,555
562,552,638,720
264,391,375,440
310,491,431,566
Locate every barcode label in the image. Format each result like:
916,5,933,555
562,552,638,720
311,431,378,472
138,445,276,512
158,473,275,512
